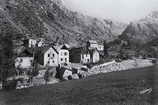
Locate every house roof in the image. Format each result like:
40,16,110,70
55,44,70,52
41,46,59,54
70,47,82,54
70,47,90,55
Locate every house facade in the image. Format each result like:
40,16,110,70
90,49,100,63
81,50,91,64
58,49,69,65
37,47,59,67
57,44,70,65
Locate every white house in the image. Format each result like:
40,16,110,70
57,44,70,65
37,46,59,67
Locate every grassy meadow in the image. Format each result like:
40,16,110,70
0,66,158,105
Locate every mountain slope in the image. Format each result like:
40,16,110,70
0,0,126,46
120,11,158,45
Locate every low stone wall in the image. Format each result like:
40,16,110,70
88,59,154,75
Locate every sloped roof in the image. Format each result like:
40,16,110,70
36,45,59,57
55,44,70,52
40,46,59,54
70,47,82,54
70,47,90,54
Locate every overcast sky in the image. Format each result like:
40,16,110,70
63,0,158,23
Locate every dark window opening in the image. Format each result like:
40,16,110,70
64,52,67,56
65,58,67,62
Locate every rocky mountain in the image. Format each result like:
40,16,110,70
0,0,126,47
120,11,158,45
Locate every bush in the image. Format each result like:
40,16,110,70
2,80,17,90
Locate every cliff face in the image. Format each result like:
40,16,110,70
0,0,126,47
120,11,158,45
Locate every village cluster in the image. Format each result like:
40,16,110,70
14,38,105,89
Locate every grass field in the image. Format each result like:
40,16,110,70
0,66,158,105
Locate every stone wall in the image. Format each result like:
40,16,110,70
88,59,154,75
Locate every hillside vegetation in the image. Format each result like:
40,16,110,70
121,11,158,45
0,0,126,46
0,66,157,105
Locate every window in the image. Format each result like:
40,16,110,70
64,52,67,56
52,53,55,57
87,59,90,62
48,61,50,64
20,58,23,62
61,58,63,61
65,58,67,62
82,55,84,59
30,60,33,63
52,60,55,63
61,52,63,56
48,54,50,57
